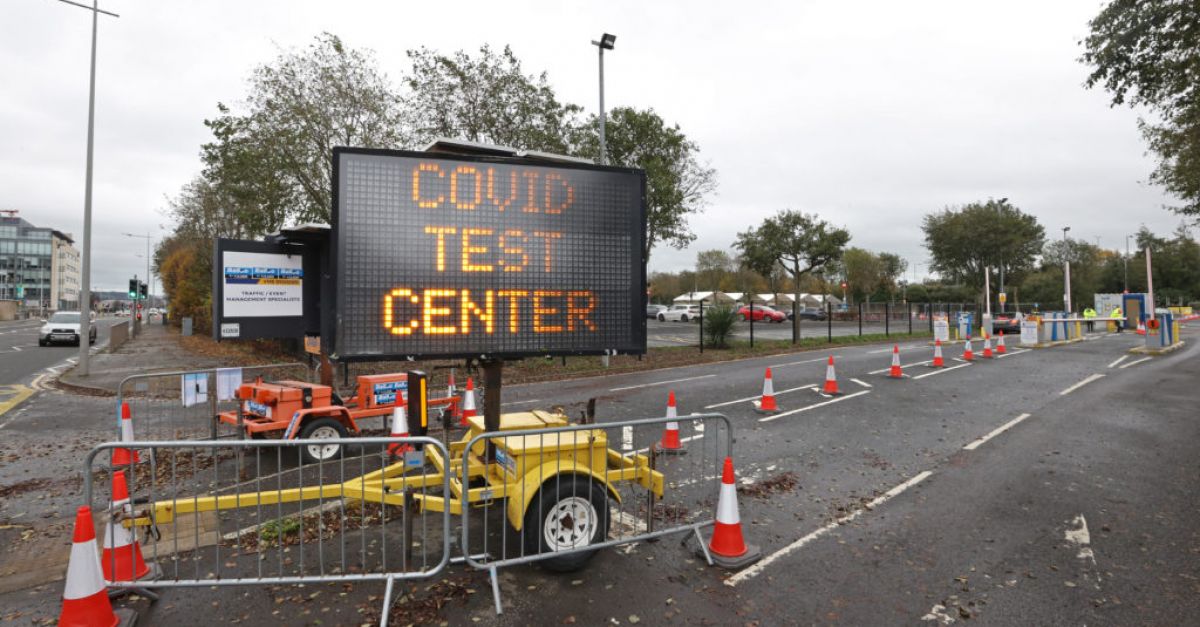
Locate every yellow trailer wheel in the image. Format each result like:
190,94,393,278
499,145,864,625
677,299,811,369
522,475,611,572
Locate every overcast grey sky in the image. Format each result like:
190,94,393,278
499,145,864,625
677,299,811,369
0,0,1184,291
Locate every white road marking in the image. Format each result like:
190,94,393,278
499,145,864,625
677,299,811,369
850,378,872,388
1060,373,1105,396
911,362,972,380
704,384,815,409
500,398,542,407
994,348,1029,359
629,433,703,456
868,359,932,375
963,413,1031,450
1064,514,1101,588
1107,355,1129,369
609,374,716,392
621,426,633,452
758,390,870,423
1119,357,1152,369
770,357,827,368
726,470,933,586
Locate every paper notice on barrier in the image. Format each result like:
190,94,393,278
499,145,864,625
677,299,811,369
1020,320,1039,346
182,373,209,407
216,368,242,401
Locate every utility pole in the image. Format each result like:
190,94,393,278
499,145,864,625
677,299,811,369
1124,234,1130,292
58,0,119,376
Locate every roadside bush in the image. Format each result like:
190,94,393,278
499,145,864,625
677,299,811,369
702,305,737,348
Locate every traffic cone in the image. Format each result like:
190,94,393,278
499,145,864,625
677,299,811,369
387,406,412,456
101,471,150,583
659,390,684,454
1136,319,1146,335
888,345,904,378
982,334,994,358
963,338,974,361
59,506,120,627
822,356,840,395
459,378,477,427
111,403,138,467
931,339,945,367
754,368,779,413
996,331,1007,354
704,457,761,568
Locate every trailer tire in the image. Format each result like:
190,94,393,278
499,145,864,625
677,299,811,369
298,417,347,464
523,475,610,573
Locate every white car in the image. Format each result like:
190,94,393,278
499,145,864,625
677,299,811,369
38,311,97,346
659,304,701,322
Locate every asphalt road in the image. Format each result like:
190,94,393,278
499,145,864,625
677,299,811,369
0,316,121,385
0,324,1196,625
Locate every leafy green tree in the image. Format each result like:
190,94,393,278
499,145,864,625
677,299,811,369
735,210,850,336
403,44,582,153
695,249,736,291
575,107,717,264
203,33,407,225
842,248,882,304
922,199,1045,289
1082,0,1200,216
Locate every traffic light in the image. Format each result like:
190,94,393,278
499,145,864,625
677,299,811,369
128,278,138,299
139,282,147,299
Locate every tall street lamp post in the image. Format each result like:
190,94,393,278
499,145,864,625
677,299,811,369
57,0,118,376
591,33,616,166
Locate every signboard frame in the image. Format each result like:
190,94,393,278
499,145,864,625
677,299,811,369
212,238,318,341
330,146,647,362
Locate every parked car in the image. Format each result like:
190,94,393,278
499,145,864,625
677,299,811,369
38,311,97,346
990,313,1021,335
787,306,828,321
646,304,668,319
659,304,701,322
737,305,787,323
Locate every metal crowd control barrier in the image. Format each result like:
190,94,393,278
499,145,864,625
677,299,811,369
460,413,734,613
116,363,311,442
84,437,451,623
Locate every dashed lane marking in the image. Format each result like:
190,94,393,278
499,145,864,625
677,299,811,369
704,384,815,409
1060,373,1105,395
910,362,971,380
850,378,872,388
609,374,716,392
758,390,870,423
963,413,1031,450
726,470,933,586
868,359,932,374
1107,355,1129,369
1119,356,1152,369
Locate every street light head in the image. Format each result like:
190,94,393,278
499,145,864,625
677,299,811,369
1063,226,1071,233
598,33,616,50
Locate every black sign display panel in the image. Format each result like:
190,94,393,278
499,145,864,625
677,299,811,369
331,148,646,361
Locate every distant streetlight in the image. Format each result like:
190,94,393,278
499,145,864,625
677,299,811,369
1062,226,1072,312
57,0,119,376
591,33,616,166
1124,234,1131,292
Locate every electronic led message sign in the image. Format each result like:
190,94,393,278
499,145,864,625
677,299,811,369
331,148,646,361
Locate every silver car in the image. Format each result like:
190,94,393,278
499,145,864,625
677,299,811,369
38,311,97,346
659,304,701,322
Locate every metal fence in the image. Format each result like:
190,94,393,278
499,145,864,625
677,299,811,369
85,437,452,621
460,412,733,613
116,363,312,442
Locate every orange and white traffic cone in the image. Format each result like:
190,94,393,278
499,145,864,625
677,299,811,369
888,345,904,378
754,368,779,413
101,471,152,583
822,356,840,395
659,390,684,454
59,506,125,627
996,330,1007,354
459,378,477,426
963,337,974,361
704,457,761,568
387,406,412,456
1136,319,1146,335
982,333,994,358
931,339,945,367
111,403,138,468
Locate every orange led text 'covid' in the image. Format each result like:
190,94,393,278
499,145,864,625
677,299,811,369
412,163,575,214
